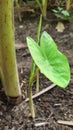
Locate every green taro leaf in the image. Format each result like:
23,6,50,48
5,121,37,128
61,10,70,16
27,32,70,88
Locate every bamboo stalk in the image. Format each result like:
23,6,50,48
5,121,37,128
0,0,22,103
66,0,71,11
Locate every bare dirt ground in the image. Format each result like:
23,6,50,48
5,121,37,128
0,9,73,130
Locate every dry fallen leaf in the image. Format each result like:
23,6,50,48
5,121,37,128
57,120,73,126
56,22,65,32
15,43,27,50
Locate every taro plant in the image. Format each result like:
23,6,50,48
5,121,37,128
0,0,22,103
52,6,70,21
27,20,70,118
35,0,48,18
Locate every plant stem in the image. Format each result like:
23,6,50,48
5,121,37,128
42,0,48,18
27,59,36,118
66,0,71,11
0,0,22,103
36,70,39,93
15,1,22,22
28,84,35,118
35,0,47,18
36,15,42,92
35,0,42,11
27,15,42,118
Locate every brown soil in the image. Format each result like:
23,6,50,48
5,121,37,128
0,9,73,130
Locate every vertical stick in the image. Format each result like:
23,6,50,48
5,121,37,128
66,0,71,11
0,0,22,102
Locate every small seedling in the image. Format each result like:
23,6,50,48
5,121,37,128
52,6,70,21
26,16,70,119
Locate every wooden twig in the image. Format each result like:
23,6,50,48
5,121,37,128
15,43,27,50
12,84,56,111
25,84,56,102
57,120,73,126
34,122,49,127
